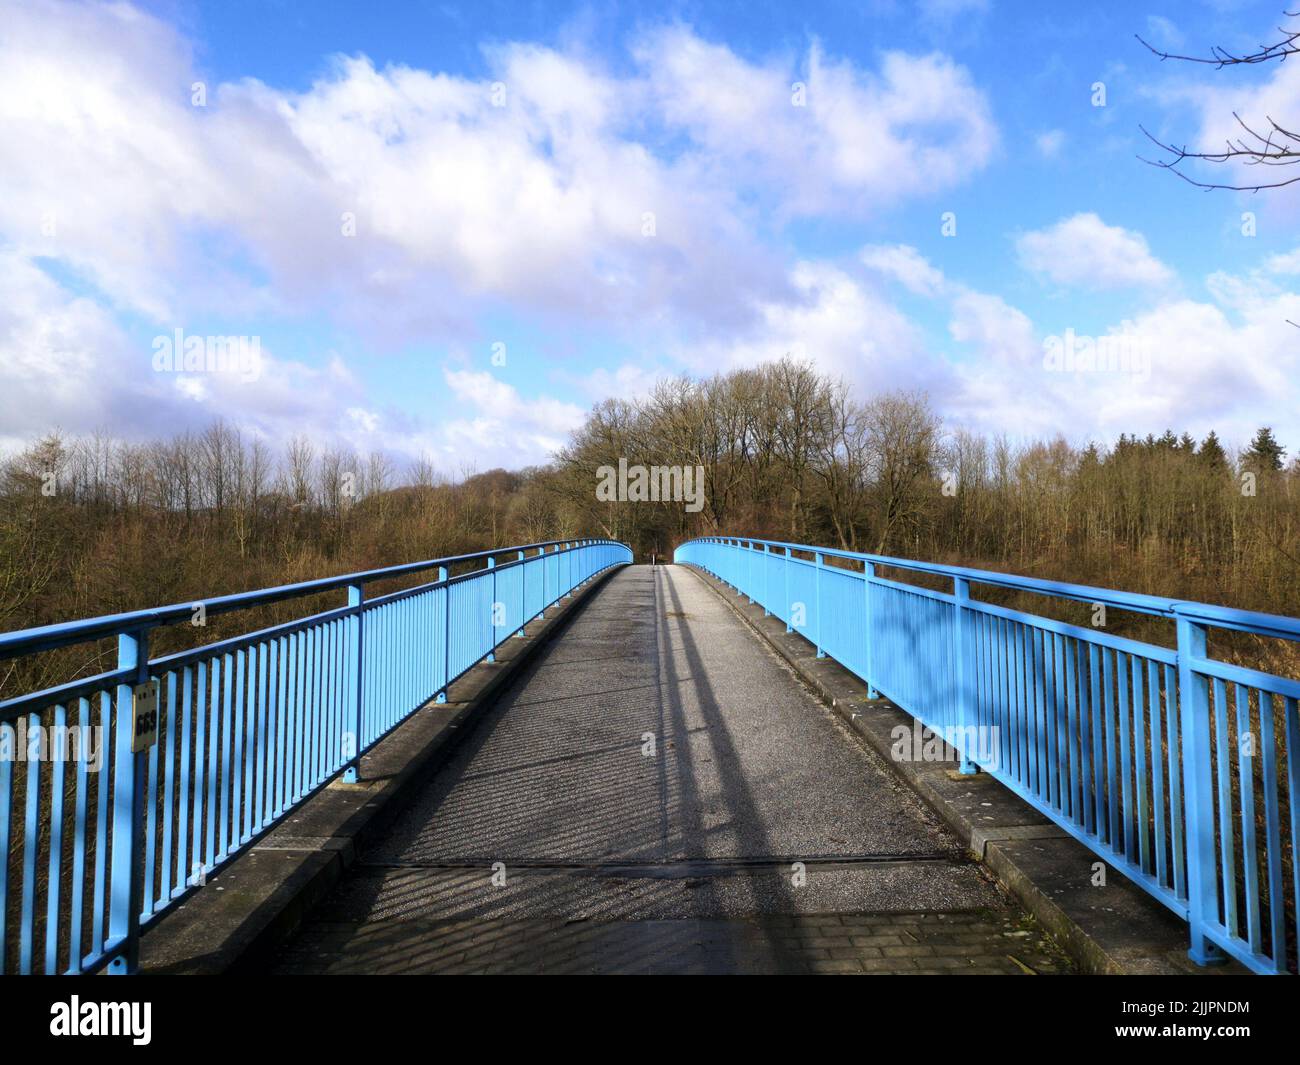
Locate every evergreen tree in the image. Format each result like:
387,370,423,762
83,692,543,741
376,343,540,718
1111,433,1136,463
1198,430,1228,471
1244,427,1285,471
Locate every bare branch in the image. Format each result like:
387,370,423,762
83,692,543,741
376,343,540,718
1139,14,1300,191
1135,20,1300,67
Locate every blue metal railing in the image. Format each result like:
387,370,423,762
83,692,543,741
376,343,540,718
676,535,1299,975
0,538,632,974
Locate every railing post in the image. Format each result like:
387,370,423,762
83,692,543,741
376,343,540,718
814,552,826,658
864,560,879,699
436,565,449,704
343,582,364,783
762,543,770,617
784,547,793,634
953,577,978,775
1176,611,1227,966
515,550,526,636
486,556,497,662
106,627,148,974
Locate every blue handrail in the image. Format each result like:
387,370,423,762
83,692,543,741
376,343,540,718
676,535,1299,976
0,539,614,660
0,538,632,974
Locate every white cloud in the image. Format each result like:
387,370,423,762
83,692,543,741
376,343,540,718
0,3,998,347
636,30,998,217
860,244,947,297
668,244,1300,455
671,259,950,399
14,0,1291,471
558,363,664,405
0,2,1006,467
435,369,586,466
0,252,141,448
947,290,1037,363
1265,248,1300,274
0,249,384,457
1144,15,1184,51
939,269,1300,448
0,2,797,344
1016,213,1174,290
1035,129,1065,158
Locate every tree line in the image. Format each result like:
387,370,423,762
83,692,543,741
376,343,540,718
552,359,1296,616
2,357,1296,697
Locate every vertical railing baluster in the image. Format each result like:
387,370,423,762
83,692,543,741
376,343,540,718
20,713,39,973
953,577,977,774
68,698,89,969
45,704,66,972
161,673,177,905
814,552,825,658
192,661,207,882
142,687,158,918
272,642,287,820
864,560,878,699
516,550,526,636
1286,696,1300,967
487,556,497,662
1175,610,1225,966
231,650,245,852
93,690,110,957
107,627,148,974
1236,683,1260,953
1258,692,1286,972
343,582,364,783
762,543,770,617
255,644,269,832
0,724,11,975
437,566,449,703
784,547,792,634
220,652,234,858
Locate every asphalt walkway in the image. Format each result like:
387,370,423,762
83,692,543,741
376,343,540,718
273,565,1069,974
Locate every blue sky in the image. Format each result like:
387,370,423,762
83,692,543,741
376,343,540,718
3,0,1299,470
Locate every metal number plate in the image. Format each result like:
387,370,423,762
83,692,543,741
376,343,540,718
131,680,159,752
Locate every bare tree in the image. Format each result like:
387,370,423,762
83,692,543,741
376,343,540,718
861,392,940,556
809,380,867,550
285,435,316,507
768,358,828,539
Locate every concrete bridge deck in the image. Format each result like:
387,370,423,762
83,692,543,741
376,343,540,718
272,565,1070,974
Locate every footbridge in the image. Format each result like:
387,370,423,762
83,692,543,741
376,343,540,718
1,537,1296,975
